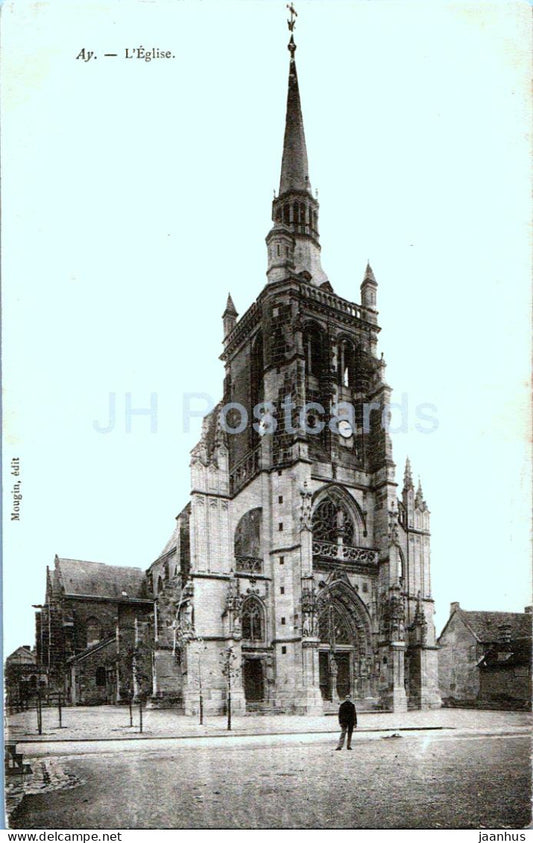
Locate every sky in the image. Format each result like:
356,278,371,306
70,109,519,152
1,0,531,657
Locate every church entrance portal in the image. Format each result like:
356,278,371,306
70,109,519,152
318,599,360,702
335,652,351,698
243,658,264,702
319,650,352,701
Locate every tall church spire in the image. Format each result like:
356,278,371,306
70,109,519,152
266,7,329,288
279,35,311,195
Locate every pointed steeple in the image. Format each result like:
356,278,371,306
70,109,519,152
279,37,311,196
266,10,328,287
403,457,414,492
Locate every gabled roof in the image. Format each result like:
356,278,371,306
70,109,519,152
441,607,532,644
6,646,36,665
156,523,179,561
55,557,149,601
460,611,531,643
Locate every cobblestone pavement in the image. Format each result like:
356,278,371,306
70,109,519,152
9,730,531,829
6,704,532,742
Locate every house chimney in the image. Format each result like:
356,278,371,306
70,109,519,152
450,602,460,614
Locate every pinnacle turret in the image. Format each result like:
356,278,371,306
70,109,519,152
223,293,238,317
403,457,414,492
361,262,378,309
415,478,426,510
364,262,377,284
222,293,238,340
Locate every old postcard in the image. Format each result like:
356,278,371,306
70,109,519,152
2,0,531,834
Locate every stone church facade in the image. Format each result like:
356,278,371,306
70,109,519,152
31,24,441,714
147,29,441,715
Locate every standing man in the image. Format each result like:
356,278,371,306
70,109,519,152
335,693,357,750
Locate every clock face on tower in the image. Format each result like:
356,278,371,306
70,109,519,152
338,419,353,439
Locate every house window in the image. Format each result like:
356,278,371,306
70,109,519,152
282,646,287,654
281,617,286,625
280,586,285,595
279,556,284,565
95,667,106,687
278,523,283,531
278,496,283,504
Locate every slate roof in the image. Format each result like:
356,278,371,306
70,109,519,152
55,557,150,601
155,501,190,561
457,609,531,643
157,524,179,560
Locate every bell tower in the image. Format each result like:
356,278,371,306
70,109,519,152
169,8,440,715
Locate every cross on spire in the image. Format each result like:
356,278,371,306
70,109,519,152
287,4,297,55
287,3,298,31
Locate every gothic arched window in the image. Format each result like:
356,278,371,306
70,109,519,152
241,597,264,642
338,339,356,389
86,617,102,648
234,508,262,573
319,605,353,646
313,496,355,546
303,324,323,379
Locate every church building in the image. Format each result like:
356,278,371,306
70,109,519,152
147,20,441,714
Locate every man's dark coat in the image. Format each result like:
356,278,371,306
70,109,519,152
338,699,357,728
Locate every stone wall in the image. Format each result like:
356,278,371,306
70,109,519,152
438,614,481,703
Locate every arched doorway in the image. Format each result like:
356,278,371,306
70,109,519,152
318,601,356,701
316,581,374,704
240,596,266,706
243,658,264,702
